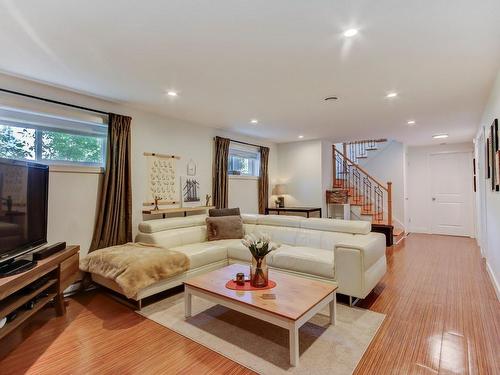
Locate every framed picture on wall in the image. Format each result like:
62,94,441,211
473,158,476,193
496,150,500,189
494,119,499,191
486,135,491,180
181,176,201,207
491,124,495,190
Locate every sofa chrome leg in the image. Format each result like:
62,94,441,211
349,296,359,307
137,299,142,310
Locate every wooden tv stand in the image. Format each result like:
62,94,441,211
0,245,79,341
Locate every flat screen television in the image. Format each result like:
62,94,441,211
0,157,49,264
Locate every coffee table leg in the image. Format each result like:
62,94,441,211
289,325,299,366
329,292,337,326
184,286,192,318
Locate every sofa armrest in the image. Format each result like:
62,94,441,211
334,232,386,299
336,232,386,270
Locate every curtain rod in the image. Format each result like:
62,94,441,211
215,136,263,149
0,88,109,116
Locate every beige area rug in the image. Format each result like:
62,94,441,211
138,294,385,375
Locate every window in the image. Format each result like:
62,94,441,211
228,143,260,177
0,106,107,167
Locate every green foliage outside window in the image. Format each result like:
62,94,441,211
41,130,103,163
0,124,105,165
0,125,35,159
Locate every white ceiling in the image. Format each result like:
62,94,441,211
1,0,500,145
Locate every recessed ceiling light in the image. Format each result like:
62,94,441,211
167,90,178,97
250,119,258,124
407,120,416,125
298,135,304,139
386,92,398,98
432,134,449,139
343,29,359,37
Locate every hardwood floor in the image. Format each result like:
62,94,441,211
1,234,499,374
355,234,500,374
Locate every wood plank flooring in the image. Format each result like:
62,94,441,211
1,234,499,374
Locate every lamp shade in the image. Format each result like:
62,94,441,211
272,184,287,195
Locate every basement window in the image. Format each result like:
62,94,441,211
0,106,107,167
228,143,260,177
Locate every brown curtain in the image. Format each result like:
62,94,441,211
258,146,270,214
212,136,230,209
89,113,132,252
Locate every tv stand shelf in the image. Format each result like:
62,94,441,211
0,246,79,342
0,292,57,340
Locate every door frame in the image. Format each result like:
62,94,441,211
475,128,488,256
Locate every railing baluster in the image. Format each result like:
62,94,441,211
331,145,392,225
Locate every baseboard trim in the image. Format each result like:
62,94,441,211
486,261,500,301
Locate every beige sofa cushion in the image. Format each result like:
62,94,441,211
256,215,303,228
241,214,371,235
135,226,207,249
244,224,299,246
300,217,371,235
139,215,207,233
269,246,334,279
169,242,227,269
224,240,253,262
295,228,355,250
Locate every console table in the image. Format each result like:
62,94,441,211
142,206,215,219
266,207,322,218
0,245,80,342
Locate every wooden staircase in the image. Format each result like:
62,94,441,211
326,143,405,246
344,139,387,164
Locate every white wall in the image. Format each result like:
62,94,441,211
276,140,323,210
321,141,333,215
0,73,277,256
475,69,500,298
46,168,101,252
361,141,406,228
406,142,474,233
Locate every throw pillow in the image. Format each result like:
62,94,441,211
206,216,244,241
208,207,241,217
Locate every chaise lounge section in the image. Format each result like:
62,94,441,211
87,214,387,307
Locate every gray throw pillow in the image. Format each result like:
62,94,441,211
208,207,241,217
206,216,244,241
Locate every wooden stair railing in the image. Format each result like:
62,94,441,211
330,144,393,225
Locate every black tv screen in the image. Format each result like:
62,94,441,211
0,158,49,262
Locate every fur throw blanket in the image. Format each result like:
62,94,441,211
80,242,190,298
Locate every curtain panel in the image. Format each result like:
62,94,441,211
212,136,230,209
89,113,132,252
258,146,270,214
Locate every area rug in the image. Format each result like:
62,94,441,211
138,294,385,375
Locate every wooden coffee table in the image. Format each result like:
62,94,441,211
184,264,337,366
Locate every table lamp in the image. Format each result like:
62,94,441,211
272,184,286,208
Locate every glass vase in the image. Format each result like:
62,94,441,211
250,256,269,288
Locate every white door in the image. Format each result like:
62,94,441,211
430,152,473,236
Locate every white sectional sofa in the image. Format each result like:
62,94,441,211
91,214,387,307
